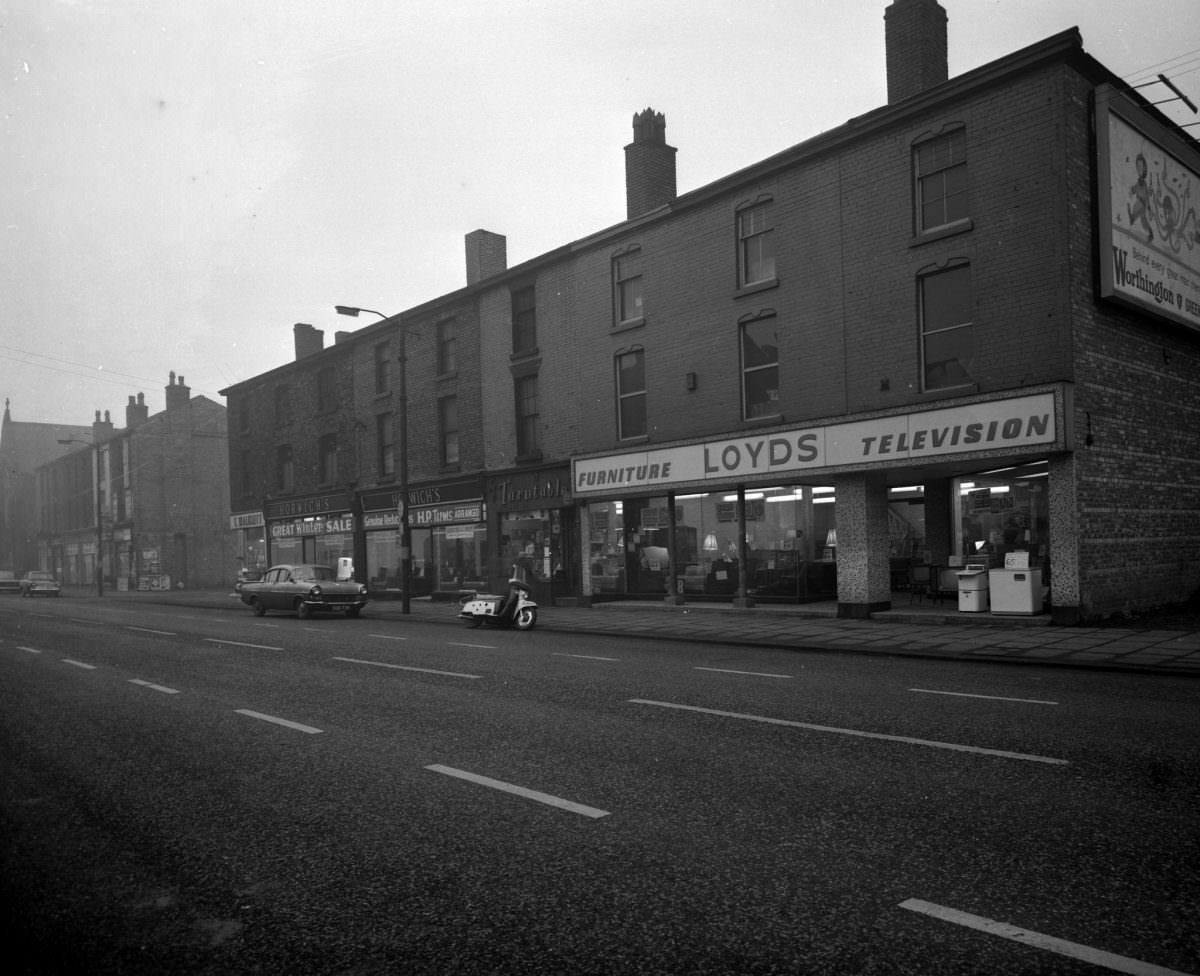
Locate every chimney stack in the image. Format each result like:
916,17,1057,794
884,0,948,104
165,372,191,411
624,108,677,220
294,322,324,359
465,230,508,286
92,409,114,443
125,392,149,429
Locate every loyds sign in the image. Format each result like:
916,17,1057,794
572,392,1058,496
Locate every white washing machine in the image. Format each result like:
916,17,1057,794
988,568,1043,614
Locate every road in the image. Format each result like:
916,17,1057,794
2,597,1198,975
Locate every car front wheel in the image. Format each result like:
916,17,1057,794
251,597,266,617
296,599,312,619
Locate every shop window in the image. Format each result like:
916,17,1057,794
317,366,336,413
373,342,390,395
274,385,292,428
511,285,537,355
920,262,974,391
613,248,644,326
737,201,776,288
953,463,1049,572
275,444,293,493
616,349,646,440
439,395,460,466
515,374,540,458
914,127,968,233
740,315,780,419
376,412,394,479
437,318,457,375
318,433,338,485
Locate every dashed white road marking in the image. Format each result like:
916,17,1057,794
900,899,1195,975
203,638,284,651
125,626,176,636
629,699,1069,765
16,646,42,654
553,652,620,662
332,656,481,679
425,764,610,819
129,678,180,695
62,659,97,670
695,666,792,679
234,709,323,735
910,688,1058,705
369,634,408,641
447,641,497,650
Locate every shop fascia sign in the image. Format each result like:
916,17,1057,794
270,514,355,538
229,511,265,530
572,392,1057,496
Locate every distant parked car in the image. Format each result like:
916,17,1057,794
20,571,61,597
0,570,21,595
234,568,264,593
238,564,368,618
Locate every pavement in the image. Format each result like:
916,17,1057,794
41,584,1200,678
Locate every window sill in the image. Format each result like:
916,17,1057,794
734,278,779,300
373,390,392,400
435,370,458,382
514,451,544,466
742,411,782,425
510,346,540,362
612,317,645,335
617,434,650,446
911,218,973,247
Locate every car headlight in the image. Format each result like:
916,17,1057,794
309,585,322,598
358,585,367,596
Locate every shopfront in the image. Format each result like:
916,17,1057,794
407,477,487,598
487,464,577,605
265,490,355,571
573,389,1069,612
229,510,267,579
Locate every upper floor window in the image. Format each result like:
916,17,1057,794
512,285,537,354
276,444,294,493
437,318,457,375
317,366,336,413
240,449,254,498
740,315,779,419
515,374,540,457
373,342,390,395
318,433,339,485
613,249,644,326
439,396,460,467
376,413,395,479
274,385,292,428
920,262,974,391
737,202,776,288
616,349,647,440
915,128,968,233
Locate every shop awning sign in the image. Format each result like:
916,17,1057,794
572,392,1058,495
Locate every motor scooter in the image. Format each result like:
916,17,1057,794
458,577,538,630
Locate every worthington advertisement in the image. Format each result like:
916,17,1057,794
572,392,1058,496
1097,85,1200,334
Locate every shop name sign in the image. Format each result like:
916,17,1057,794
572,393,1057,495
271,515,355,538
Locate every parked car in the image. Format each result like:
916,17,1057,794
0,570,21,595
238,564,368,618
20,571,61,597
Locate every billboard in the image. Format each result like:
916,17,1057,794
1097,84,1200,334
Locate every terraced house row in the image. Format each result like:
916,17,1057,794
222,0,1200,624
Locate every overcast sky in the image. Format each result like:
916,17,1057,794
4,0,1198,426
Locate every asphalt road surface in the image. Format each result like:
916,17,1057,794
2,598,1198,975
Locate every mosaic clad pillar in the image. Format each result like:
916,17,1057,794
834,473,892,618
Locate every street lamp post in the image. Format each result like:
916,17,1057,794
58,437,103,597
335,305,411,614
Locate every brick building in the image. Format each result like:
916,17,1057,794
35,374,231,590
223,0,1199,623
